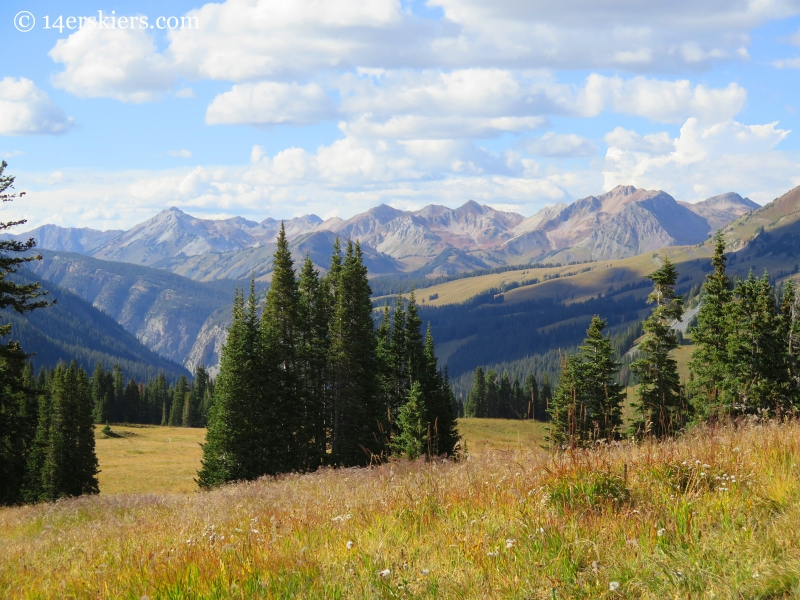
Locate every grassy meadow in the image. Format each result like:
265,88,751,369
3,419,800,598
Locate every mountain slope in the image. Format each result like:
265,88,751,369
7,224,123,254
681,193,760,233
3,267,189,381
26,251,239,372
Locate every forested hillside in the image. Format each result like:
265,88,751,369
3,267,189,381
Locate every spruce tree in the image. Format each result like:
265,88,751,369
169,376,189,426
547,353,581,448
539,374,553,421
420,324,459,456
779,280,800,402
260,223,300,472
327,241,381,465
297,255,330,470
485,371,499,418
112,365,125,422
465,367,487,417
198,284,262,486
578,316,625,441
523,374,538,420
689,232,733,420
631,257,687,437
726,271,790,412
499,372,512,418
392,382,427,460
125,378,141,424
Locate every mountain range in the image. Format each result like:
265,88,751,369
9,186,759,281
1,184,767,379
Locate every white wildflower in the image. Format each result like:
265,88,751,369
379,569,391,578
609,581,620,591
422,569,430,576
346,540,354,550
657,528,666,537
506,538,516,549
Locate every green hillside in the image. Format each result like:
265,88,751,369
2,267,189,381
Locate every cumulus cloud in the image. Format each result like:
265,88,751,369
525,133,596,157
603,118,794,202
773,57,800,69
0,78,74,136
206,82,336,126
49,27,175,102
46,0,794,103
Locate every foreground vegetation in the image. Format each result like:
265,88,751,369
3,419,800,598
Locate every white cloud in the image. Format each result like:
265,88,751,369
581,76,746,124
46,0,793,104
49,27,175,102
0,78,74,136
206,82,336,126
773,57,800,69
168,150,192,158
0,150,23,159
175,88,196,98
525,133,596,157
603,118,794,202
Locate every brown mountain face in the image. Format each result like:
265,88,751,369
10,186,758,281
680,193,760,233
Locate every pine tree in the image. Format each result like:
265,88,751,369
189,366,209,428
198,283,263,486
547,353,580,448
485,371,499,418
260,223,301,472
465,367,486,417
90,363,113,424
327,241,381,466
726,271,790,413
539,374,553,421
578,316,625,441
523,374,538,420
297,255,330,470
392,382,427,460
112,365,125,422
779,280,800,402
499,372,512,418
689,232,733,420
124,378,141,424
39,362,99,500
169,376,189,426
421,324,459,456
631,257,687,437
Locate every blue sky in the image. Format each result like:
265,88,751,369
2,0,800,230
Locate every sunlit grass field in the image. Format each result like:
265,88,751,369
3,419,800,598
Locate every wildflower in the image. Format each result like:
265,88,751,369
251,529,259,534
346,540,354,550
422,569,430,576
657,528,666,537
703,464,710,469
379,569,391,578
506,538,516,549
609,581,620,591
487,550,499,557
753,572,760,579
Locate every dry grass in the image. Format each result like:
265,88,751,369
3,419,800,598
458,418,545,452
95,424,205,494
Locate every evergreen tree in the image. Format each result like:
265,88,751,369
547,353,580,448
189,365,209,428
577,316,625,441
779,280,800,402
523,374,538,420
391,382,427,460
39,362,99,500
198,284,263,486
689,232,733,419
539,374,553,421
327,241,381,465
260,223,300,472
726,271,790,412
631,257,687,437
499,372,512,418
421,324,459,456
510,376,525,419
112,365,125,422
0,160,50,505
124,378,141,424
485,371,499,417
465,367,486,417
90,363,113,424
169,376,189,426
297,255,330,469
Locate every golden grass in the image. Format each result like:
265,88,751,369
3,419,800,598
95,424,205,495
457,418,545,452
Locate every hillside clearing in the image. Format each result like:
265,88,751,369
3,420,800,598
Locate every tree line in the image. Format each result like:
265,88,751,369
88,363,212,427
474,231,800,448
198,226,459,487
